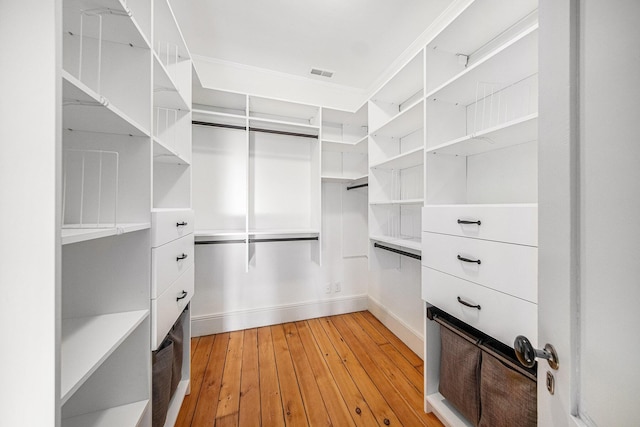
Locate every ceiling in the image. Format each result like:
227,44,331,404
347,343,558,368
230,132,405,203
170,0,453,90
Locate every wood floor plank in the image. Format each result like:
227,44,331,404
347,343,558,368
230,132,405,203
360,310,424,368
306,319,378,427
331,315,428,427
216,330,244,422
318,316,403,427
271,324,309,426
239,329,261,427
283,322,332,426
190,337,201,362
293,321,356,427
258,326,285,427
215,413,238,427
176,334,215,427
337,314,435,426
191,332,230,426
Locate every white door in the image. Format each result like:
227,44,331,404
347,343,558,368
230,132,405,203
537,0,640,425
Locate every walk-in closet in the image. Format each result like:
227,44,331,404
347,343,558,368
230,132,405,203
3,0,640,426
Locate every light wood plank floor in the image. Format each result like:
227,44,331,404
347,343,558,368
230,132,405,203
176,311,444,427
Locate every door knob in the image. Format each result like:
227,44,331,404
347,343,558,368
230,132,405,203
514,335,559,370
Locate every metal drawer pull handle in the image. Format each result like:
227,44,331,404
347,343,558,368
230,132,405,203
176,290,188,301
457,254,481,264
176,221,188,227
457,296,481,310
457,219,481,225
176,253,188,261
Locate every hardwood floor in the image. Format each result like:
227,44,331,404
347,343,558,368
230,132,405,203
176,311,444,427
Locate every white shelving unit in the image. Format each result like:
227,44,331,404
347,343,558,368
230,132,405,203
421,1,539,426
321,105,368,185
192,87,322,270
60,0,153,425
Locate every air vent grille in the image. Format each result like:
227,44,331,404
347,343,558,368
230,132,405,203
310,68,334,78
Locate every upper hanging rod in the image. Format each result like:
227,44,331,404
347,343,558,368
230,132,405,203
373,242,421,260
195,236,319,245
347,183,368,191
192,120,318,139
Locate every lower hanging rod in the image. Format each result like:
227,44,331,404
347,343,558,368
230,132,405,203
196,236,319,245
347,183,368,191
373,242,421,260
192,120,318,139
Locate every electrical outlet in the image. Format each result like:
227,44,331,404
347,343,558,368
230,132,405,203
334,282,341,292
324,283,331,294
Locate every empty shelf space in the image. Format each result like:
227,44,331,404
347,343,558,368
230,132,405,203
370,235,422,252
370,99,424,138
61,223,151,245
153,53,189,110
322,136,368,153
370,146,424,170
61,310,149,404
154,138,190,165
63,399,149,427
428,113,538,156
63,0,151,49
425,26,538,106
62,71,150,137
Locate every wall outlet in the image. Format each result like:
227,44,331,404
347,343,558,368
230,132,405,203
334,282,341,292
324,283,332,294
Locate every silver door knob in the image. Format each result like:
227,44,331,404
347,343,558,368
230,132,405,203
514,335,559,370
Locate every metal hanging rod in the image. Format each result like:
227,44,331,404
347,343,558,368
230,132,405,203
373,242,421,260
346,183,368,191
192,120,318,139
195,236,319,245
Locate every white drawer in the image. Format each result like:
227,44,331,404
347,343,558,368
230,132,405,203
422,232,537,303
151,234,194,299
151,209,194,248
422,266,537,348
422,204,537,246
152,265,194,350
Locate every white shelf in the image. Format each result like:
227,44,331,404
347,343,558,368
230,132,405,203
195,230,246,242
322,135,368,153
428,113,538,156
192,108,246,127
322,174,368,183
370,235,422,252
154,137,190,165
63,399,149,427
61,310,149,404
61,223,151,245
370,146,424,170
63,0,151,49
370,99,424,138
62,71,150,137
372,51,424,105
426,393,473,427
249,229,320,237
153,53,189,110
162,380,190,427
426,25,538,106
370,199,424,206
249,116,320,135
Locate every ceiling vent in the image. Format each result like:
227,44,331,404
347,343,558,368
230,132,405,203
310,68,334,78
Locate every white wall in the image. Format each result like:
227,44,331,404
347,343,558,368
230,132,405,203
0,1,60,426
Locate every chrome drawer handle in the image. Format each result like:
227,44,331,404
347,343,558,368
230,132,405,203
176,290,188,301
457,219,481,225
176,221,188,227
457,254,481,264
176,253,188,261
457,296,481,310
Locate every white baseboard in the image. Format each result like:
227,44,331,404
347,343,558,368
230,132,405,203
367,296,424,359
191,294,369,336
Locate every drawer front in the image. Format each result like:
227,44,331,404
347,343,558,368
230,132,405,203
422,205,537,246
422,266,537,348
152,234,194,299
422,232,537,303
151,209,194,248
152,265,194,350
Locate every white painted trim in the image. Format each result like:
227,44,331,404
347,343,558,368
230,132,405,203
367,296,424,359
191,294,368,336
